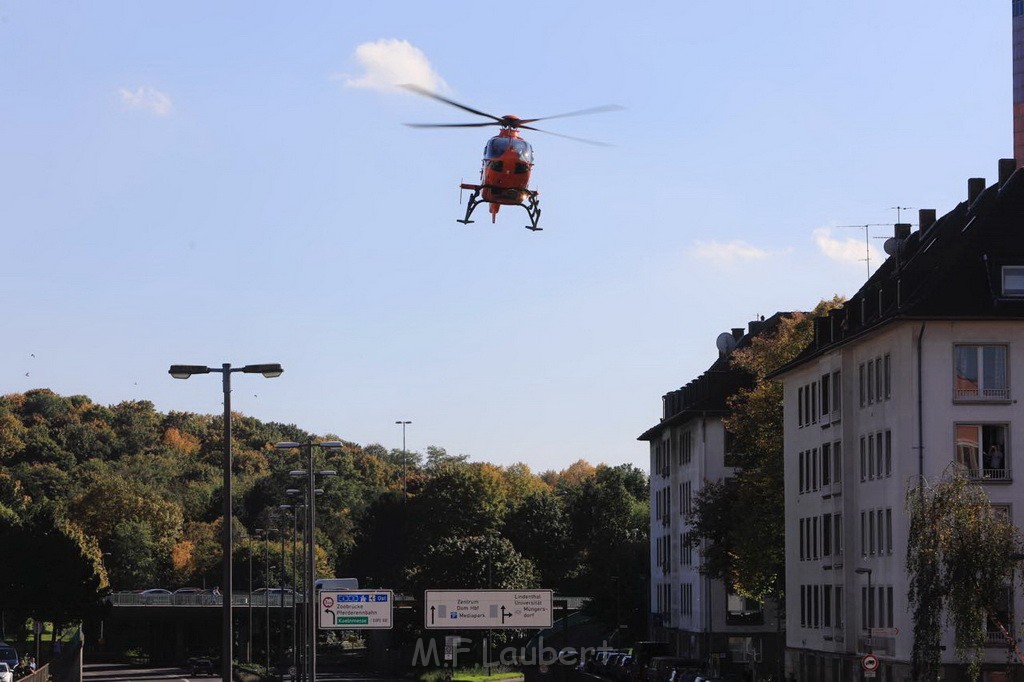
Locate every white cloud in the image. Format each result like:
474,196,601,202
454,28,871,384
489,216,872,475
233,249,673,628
337,39,447,93
692,239,773,265
118,86,173,116
813,227,880,267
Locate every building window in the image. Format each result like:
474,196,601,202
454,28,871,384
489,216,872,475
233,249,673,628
834,513,843,556
859,363,866,407
954,344,1009,401
822,513,832,557
821,443,831,486
727,592,764,626
833,441,843,485
867,360,875,404
955,423,1009,479
798,386,804,427
832,370,842,415
883,354,891,399
835,586,844,629
1002,265,1024,296
681,582,693,616
821,373,830,416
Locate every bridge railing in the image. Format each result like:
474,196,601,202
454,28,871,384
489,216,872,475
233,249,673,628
107,592,300,607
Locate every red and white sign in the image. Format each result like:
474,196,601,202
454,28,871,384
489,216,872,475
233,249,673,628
321,596,334,608
861,654,879,672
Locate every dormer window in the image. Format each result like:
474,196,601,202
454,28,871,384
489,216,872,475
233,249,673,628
1002,266,1024,297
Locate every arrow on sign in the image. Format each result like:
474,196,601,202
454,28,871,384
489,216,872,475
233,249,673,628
430,606,436,625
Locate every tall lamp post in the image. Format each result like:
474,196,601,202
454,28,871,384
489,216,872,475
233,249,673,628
169,362,283,682
855,567,873,654
277,441,340,682
281,500,302,680
395,420,411,494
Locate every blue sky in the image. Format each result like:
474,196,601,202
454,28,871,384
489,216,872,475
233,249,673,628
0,2,1012,473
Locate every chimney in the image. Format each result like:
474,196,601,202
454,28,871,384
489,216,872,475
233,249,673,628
917,209,936,232
968,177,986,204
1015,0,1024,167
999,157,1017,184
894,223,911,239
732,327,744,341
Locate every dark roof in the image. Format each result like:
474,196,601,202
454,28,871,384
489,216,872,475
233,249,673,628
775,163,1024,376
638,312,792,442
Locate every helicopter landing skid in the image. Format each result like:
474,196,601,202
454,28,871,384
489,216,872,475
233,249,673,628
459,183,542,232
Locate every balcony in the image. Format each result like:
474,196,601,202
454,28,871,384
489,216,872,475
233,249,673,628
955,387,1010,402
965,467,1012,482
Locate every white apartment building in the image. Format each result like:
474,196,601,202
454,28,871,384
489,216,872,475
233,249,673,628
775,161,1024,682
640,318,784,678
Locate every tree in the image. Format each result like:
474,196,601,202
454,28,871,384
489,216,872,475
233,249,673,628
406,534,538,592
503,488,572,588
410,462,508,550
906,466,1023,681
687,298,843,603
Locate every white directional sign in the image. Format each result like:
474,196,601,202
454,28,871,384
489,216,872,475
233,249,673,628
319,590,393,629
424,589,553,629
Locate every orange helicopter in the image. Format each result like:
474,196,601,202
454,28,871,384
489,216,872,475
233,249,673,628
403,85,620,232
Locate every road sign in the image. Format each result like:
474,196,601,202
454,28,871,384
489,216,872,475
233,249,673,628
424,589,553,629
861,653,879,672
318,590,393,629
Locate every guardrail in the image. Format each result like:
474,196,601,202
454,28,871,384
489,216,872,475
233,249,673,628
107,592,300,607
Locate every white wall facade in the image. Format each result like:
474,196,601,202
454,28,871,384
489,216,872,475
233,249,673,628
782,319,1024,681
649,410,780,667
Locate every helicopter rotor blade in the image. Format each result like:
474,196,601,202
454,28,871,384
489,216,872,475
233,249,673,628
518,104,624,126
519,124,612,147
401,84,504,123
405,122,499,129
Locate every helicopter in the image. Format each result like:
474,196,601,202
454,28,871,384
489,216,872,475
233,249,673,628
403,85,621,232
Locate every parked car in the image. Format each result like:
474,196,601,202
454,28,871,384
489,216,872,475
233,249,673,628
0,662,13,682
0,644,17,670
139,588,172,595
647,657,702,682
190,658,214,676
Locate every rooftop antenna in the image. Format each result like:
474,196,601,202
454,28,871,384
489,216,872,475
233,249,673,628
837,224,889,276
890,206,914,222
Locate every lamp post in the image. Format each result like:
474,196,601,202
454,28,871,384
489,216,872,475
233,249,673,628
395,420,411,494
281,499,302,680
855,567,873,654
275,509,290,677
277,441,340,682
258,527,277,673
169,362,283,682
248,534,256,663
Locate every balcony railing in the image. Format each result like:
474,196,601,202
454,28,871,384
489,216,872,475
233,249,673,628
955,387,1010,401
965,467,1012,481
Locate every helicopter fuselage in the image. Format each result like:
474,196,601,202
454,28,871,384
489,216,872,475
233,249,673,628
478,128,535,207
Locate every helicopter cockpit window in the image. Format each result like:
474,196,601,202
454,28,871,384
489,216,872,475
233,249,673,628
511,139,533,163
485,138,511,157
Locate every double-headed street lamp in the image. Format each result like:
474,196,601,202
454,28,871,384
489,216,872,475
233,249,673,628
169,362,282,682
277,441,339,682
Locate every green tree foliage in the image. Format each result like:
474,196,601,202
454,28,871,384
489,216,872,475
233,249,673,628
906,467,1024,681
406,534,538,592
687,298,843,603
410,462,508,549
0,388,648,620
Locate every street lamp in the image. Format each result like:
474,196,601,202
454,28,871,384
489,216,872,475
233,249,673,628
257,527,277,673
282,498,303,680
169,362,282,682
277,441,340,682
395,420,411,494
855,567,873,654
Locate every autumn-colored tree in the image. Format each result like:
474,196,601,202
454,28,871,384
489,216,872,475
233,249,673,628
687,298,843,603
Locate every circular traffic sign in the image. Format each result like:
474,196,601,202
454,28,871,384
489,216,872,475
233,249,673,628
861,654,879,672
322,596,335,608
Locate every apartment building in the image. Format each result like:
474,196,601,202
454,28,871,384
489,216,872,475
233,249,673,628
774,161,1024,682
639,317,784,677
